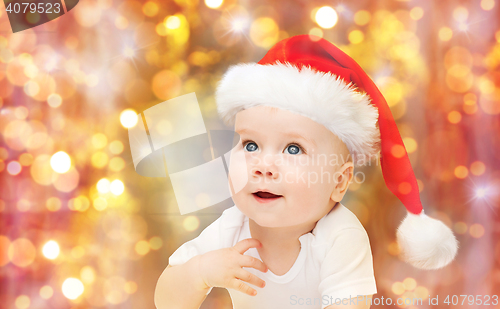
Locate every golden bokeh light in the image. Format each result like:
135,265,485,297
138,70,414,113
315,6,338,29
50,151,71,173
110,179,125,195
93,197,108,211
414,180,423,194
391,281,405,295
409,7,424,20
402,277,417,290
120,109,139,129
414,286,429,300
391,144,406,158
15,295,30,309
14,106,28,119
81,266,96,284
135,240,150,255
62,278,85,300
19,153,33,166
0,236,10,267
17,199,30,212
109,140,124,154
165,16,181,29
109,157,126,172
398,182,412,194
52,166,80,192
142,1,159,16
8,238,36,267
151,70,182,100
402,137,417,153
97,178,111,193
39,285,54,299
149,236,163,250
183,216,200,232
71,246,85,259
454,165,468,179
42,240,60,260
47,93,62,108
469,223,485,238
447,111,462,123
453,7,468,22
348,30,364,44
92,133,108,149
46,197,62,212
481,0,495,10
91,151,109,169
124,281,138,294
308,28,323,40
439,27,453,41
250,17,280,49
354,10,371,26
470,161,485,176
454,221,468,234
205,0,223,9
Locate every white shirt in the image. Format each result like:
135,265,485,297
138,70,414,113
169,203,377,309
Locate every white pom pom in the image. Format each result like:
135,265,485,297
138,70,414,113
396,211,459,270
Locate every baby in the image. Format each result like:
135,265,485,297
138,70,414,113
154,34,458,309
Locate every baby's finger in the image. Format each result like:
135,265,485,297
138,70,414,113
235,269,266,289
233,238,262,255
240,255,268,273
229,278,257,296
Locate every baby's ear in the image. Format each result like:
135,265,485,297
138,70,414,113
330,162,354,201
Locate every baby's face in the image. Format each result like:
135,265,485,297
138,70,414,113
228,105,351,228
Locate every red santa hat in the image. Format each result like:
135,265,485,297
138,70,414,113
215,34,458,270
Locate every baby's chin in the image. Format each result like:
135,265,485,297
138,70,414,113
236,206,297,228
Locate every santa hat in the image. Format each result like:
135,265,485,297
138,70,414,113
215,34,458,270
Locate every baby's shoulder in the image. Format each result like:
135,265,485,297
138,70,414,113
312,203,367,243
216,205,247,246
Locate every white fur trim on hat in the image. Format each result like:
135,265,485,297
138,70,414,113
396,211,459,269
215,61,381,165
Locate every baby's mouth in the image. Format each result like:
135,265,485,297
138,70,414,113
252,191,283,203
252,191,283,199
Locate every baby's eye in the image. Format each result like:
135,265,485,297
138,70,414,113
243,141,258,152
284,144,302,155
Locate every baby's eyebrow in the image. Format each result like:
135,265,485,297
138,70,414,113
284,132,317,147
236,128,316,147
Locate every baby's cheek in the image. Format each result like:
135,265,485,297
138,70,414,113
227,155,250,195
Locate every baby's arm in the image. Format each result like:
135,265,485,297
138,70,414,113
154,238,268,309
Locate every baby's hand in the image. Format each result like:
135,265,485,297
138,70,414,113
197,238,268,296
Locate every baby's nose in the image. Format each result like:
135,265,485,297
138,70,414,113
251,155,280,178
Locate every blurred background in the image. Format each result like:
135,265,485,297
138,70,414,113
1,0,500,308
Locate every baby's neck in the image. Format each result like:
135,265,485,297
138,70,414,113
248,219,317,276
248,219,316,248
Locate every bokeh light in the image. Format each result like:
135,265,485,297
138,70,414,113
62,278,84,300
39,286,54,299
15,295,30,309
8,238,36,268
50,151,71,173
42,240,60,260
120,109,139,128
315,6,338,29
97,178,111,193
110,179,125,195
205,0,223,9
